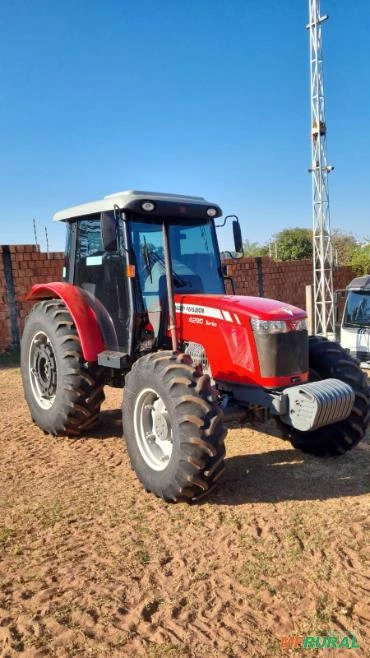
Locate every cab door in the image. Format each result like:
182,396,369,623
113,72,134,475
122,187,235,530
73,214,130,352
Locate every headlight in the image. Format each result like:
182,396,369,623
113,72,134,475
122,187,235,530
251,318,307,334
292,319,307,331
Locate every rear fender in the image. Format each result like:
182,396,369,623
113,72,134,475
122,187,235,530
26,282,105,361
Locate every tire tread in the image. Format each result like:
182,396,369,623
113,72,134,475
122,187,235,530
122,351,226,501
21,300,105,436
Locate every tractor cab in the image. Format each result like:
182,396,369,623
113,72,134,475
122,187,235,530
56,190,239,361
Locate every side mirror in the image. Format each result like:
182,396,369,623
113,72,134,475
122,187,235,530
101,212,117,252
232,220,243,253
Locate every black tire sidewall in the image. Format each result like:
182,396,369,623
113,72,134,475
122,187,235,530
21,301,102,436
123,363,189,494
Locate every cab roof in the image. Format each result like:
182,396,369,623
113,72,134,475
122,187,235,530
347,275,370,291
53,190,221,221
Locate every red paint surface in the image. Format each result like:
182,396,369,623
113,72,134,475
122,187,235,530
26,285,308,386
26,282,104,361
174,294,309,388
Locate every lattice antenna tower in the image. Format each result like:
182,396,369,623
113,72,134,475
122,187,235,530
307,0,335,337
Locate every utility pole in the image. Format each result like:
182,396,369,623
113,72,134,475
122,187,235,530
45,226,50,259
307,0,335,337
33,218,39,251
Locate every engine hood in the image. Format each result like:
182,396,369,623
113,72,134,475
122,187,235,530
174,294,306,322
173,293,308,388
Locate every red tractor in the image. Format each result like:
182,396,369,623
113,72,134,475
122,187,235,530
21,190,369,501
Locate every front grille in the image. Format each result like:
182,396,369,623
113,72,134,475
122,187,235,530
254,330,308,378
184,341,211,375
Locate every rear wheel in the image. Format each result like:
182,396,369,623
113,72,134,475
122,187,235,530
21,300,105,436
279,336,369,455
122,351,226,502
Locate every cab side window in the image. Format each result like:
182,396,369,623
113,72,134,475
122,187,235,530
74,214,105,299
63,222,72,281
74,214,129,352
76,216,103,260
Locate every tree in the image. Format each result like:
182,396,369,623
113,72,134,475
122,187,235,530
242,240,269,257
273,227,312,261
331,229,357,266
267,225,361,264
350,244,370,275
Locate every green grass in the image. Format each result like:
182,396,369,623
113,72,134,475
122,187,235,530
37,501,65,528
54,605,73,627
0,526,14,544
135,545,151,565
147,643,183,658
0,348,20,368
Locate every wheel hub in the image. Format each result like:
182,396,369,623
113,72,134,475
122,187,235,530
34,343,56,397
133,388,173,471
29,331,57,409
152,398,170,441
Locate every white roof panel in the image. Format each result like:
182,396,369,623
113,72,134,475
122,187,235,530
53,189,211,222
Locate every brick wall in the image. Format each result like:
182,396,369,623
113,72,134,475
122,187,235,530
223,256,355,309
0,250,9,352
0,245,64,354
0,246,357,355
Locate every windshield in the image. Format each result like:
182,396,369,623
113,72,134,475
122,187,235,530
343,290,370,328
129,218,224,335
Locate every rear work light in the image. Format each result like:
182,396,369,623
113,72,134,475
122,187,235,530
141,201,155,212
251,318,307,334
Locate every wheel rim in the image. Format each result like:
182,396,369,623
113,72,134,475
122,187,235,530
133,388,173,471
29,331,57,409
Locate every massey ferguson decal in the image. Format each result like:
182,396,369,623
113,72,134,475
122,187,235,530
175,303,240,325
175,303,222,319
188,317,217,327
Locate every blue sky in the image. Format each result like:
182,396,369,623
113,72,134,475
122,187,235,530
0,0,369,252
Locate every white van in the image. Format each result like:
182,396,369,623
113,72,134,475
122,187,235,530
340,275,370,367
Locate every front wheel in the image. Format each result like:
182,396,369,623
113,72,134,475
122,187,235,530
122,351,226,502
279,336,369,456
21,300,105,436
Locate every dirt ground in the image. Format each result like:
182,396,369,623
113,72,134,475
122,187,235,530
0,365,369,658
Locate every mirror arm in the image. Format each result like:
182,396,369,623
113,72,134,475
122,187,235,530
216,214,239,228
222,249,244,261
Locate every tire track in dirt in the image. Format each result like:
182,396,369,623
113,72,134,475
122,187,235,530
0,368,369,657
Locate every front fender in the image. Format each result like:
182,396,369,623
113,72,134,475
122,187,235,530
26,282,104,361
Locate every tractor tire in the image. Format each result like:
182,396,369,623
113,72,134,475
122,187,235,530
122,351,226,502
21,299,105,436
279,336,369,456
